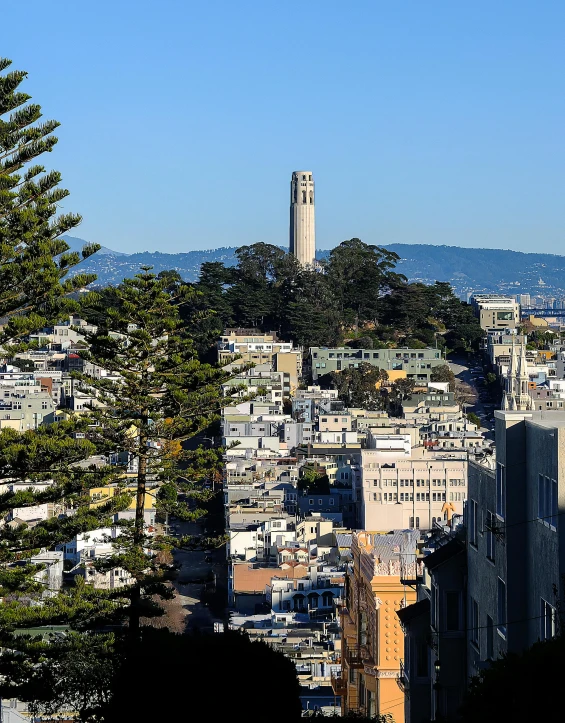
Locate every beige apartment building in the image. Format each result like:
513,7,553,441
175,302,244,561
470,294,520,332
359,448,467,530
217,329,301,389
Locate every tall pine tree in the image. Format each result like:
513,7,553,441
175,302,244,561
0,57,99,347
76,268,237,636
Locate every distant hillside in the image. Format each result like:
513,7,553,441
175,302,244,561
63,237,565,298
61,235,127,257
383,244,565,298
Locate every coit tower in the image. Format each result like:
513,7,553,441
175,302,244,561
289,171,315,265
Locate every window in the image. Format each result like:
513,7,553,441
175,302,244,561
540,599,556,641
496,463,506,519
497,578,507,637
469,500,478,546
415,516,420,528
416,641,428,678
470,599,480,648
409,516,414,527
329,498,335,505
309,499,314,505
486,510,495,561
446,591,461,631
538,474,558,530
486,615,494,660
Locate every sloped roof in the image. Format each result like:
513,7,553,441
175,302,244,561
396,597,430,624
423,538,465,571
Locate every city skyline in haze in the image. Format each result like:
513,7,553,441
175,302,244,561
3,0,565,255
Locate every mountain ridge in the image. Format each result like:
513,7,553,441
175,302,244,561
62,236,565,298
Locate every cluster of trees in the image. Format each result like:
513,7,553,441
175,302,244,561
0,57,296,721
179,240,485,357
459,634,565,723
524,328,558,350
297,465,331,494
317,362,457,414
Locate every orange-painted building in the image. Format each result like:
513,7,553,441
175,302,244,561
334,531,421,721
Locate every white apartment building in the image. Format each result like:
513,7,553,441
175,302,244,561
359,448,468,530
267,572,343,614
317,430,358,445
57,526,122,564
224,435,281,458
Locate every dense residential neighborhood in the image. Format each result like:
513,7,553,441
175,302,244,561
2,19,565,721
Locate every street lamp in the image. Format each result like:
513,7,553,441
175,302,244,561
433,659,441,720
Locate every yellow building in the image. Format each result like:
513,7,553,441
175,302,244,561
89,483,159,511
273,350,302,393
335,530,421,721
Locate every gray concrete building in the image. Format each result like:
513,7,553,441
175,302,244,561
470,294,520,332
467,410,565,679
309,347,445,381
289,171,315,266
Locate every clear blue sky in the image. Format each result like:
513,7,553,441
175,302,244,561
4,0,565,254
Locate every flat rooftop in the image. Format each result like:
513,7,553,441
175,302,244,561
495,409,565,428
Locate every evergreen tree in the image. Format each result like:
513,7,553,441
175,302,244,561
181,261,236,360
285,267,342,348
430,363,456,390
330,363,389,409
0,57,99,347
76,267,237,636
0,269,237,716
226,243,286,328
388,377,416,414
324,239,405,327
0,57,118,627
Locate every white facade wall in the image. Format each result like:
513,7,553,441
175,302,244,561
360,450,468,530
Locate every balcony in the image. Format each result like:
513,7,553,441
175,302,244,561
397,659,409,693
344,643,363,668
331,673,347,696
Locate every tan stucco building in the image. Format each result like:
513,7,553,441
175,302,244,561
336,530,421,721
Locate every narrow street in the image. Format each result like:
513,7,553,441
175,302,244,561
169,518,217,632
448,356,495,441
